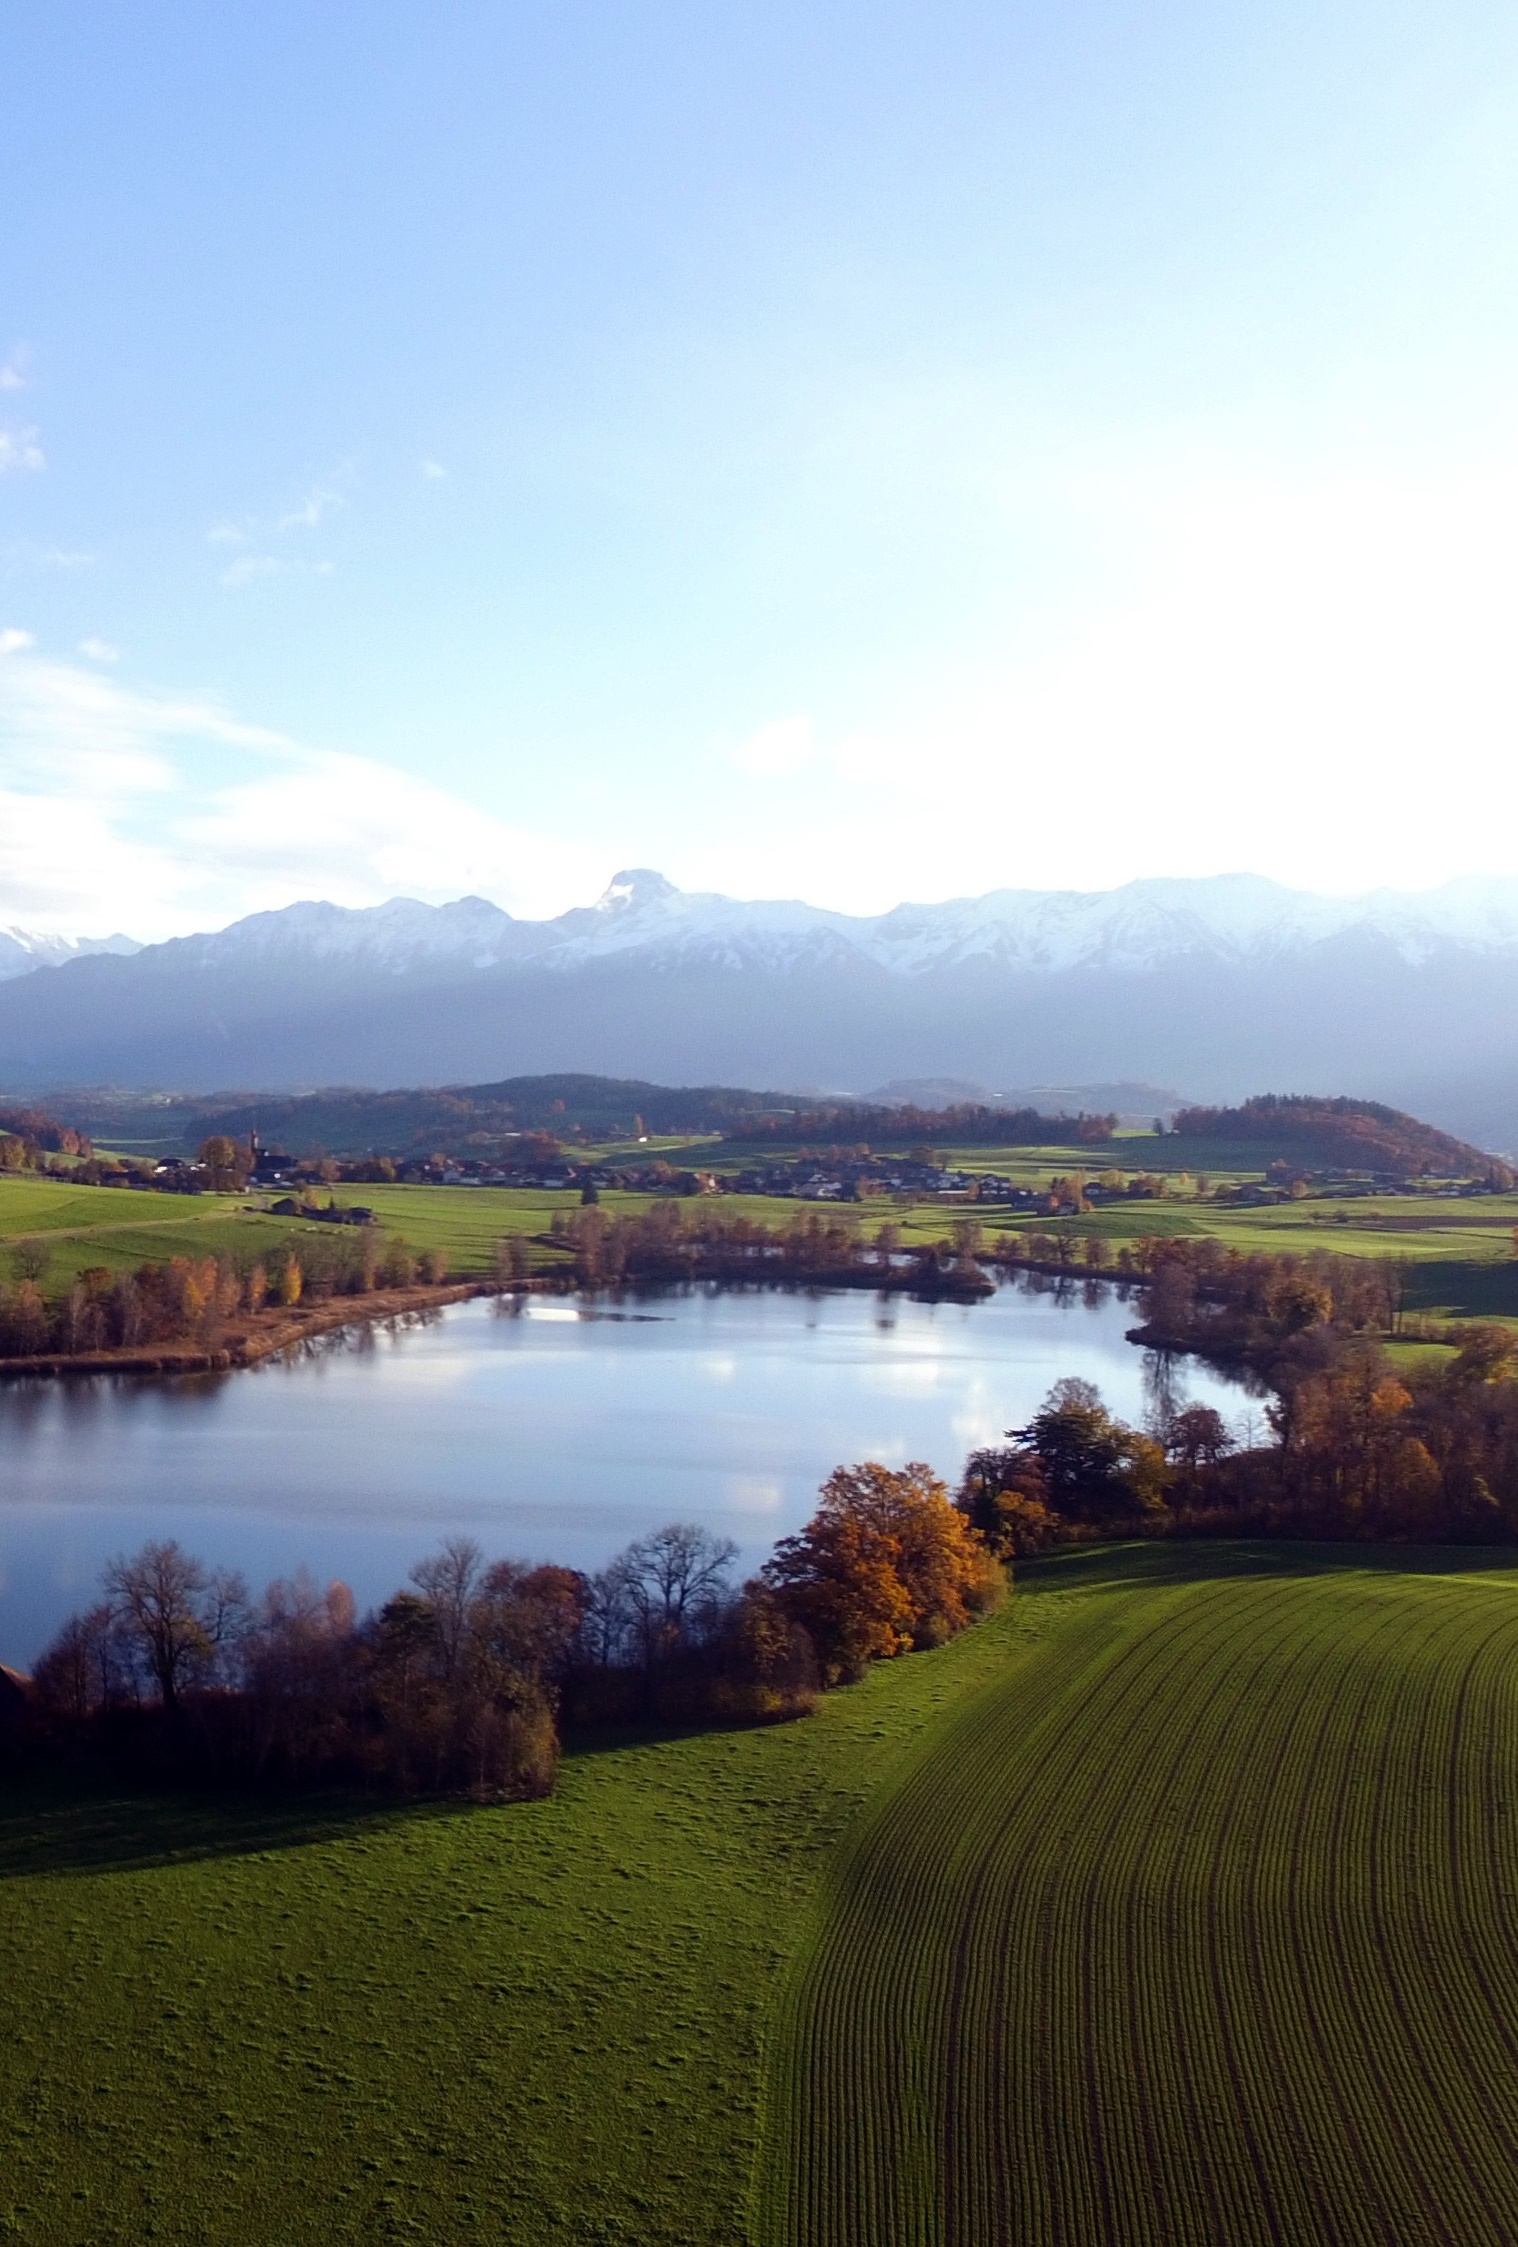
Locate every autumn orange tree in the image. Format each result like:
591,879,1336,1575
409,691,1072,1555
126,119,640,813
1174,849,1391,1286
764,1460,1003,1681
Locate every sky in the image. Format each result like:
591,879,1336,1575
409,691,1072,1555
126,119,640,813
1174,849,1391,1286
4,1,1518,939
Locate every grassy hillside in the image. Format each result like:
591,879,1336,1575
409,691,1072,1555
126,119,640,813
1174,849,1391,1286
9,1550,1518,2241
0,1606,1027,2246
760,1544,1518,2246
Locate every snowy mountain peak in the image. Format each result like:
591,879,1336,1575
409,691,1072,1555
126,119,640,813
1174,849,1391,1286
0,927,141,984
596,869,681,913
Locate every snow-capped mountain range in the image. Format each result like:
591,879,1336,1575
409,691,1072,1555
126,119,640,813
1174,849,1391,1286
30,867,1518,982
2,870,1517,1147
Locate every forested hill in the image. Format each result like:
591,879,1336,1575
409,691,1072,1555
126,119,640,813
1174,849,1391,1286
122,1076,1116,1159
1171,1095,1493,1175
725,1101,1116,1148
186,1076,779,1154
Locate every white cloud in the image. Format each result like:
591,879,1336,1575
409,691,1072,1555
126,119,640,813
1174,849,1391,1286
0,351,26,393
706,437,1518,906
209,474,347,586
277,484,343,532
0,638,606,937
78,638,119,663
0,427,44,475
421,458,447,481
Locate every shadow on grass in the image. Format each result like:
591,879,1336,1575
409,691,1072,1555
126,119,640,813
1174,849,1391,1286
1022,1537,1518,1598
1405,1259,1518,1320
0,1774,458,1881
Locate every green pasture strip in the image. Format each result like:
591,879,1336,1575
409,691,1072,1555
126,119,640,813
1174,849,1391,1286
1382,1338,1458,1373
758,1543,1518,2247
0,1178,186,1236
0,1181,321,1291
1010,1196,1518,1262
578,1135,715,1160
0,1173,1511,1334
0,1608,1028,2247
331,1182,579,1271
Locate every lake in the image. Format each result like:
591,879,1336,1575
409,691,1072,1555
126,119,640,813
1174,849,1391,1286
0,1278,1247,1665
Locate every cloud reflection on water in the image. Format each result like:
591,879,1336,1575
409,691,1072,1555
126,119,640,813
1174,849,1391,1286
0,1283,1241,1664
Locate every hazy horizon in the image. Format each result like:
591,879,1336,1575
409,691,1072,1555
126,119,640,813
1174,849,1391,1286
21,861,1518,952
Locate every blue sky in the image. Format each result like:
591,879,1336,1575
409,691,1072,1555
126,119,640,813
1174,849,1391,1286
3,1,1518,936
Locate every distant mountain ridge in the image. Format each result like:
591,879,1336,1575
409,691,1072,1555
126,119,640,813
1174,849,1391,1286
54,867,1518,981
2,870,1517,1150
0,927,141,982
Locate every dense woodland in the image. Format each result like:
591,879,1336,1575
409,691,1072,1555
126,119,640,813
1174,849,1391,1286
963,1240,1518,1551
728,1100,1116,1146
13,1464,1002,1796
1170,1093,1496,1177
180,1075,781,1157
80,1076,1117,1160
0,1103,95,1170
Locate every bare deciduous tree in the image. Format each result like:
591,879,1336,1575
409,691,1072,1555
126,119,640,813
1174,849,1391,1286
410,1535,485,1683
102,1540,248,1710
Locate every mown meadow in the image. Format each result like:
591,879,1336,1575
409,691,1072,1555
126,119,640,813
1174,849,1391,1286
9,1547,1518,2242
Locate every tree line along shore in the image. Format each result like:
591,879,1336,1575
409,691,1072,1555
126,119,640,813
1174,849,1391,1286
8,1224,1518,1804
0,1131,1514,1368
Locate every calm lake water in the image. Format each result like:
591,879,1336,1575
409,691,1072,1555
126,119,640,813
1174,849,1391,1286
0,1279,1247,1666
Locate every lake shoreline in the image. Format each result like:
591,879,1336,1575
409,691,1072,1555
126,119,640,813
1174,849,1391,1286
0,1263,1022,1381
0,1256,1125,1382
0,1278,497,1380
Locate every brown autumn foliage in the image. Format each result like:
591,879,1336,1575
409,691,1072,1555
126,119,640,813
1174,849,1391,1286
1170,1093,1506,1181
958,1308,1518,1550
764,1461,1004,1680
0,1231,461,1360
27,1535,585,1801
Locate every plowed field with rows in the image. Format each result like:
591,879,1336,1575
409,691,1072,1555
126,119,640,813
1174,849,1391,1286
759,1545,1518,2247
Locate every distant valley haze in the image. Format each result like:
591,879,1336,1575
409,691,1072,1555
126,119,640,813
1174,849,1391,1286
2,867,1517,1154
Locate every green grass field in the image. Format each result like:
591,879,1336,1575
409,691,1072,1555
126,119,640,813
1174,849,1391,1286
1,1162,1515,1342
9,1549,1518,2242
0,1613,1028,2247
760,1544,1518,2246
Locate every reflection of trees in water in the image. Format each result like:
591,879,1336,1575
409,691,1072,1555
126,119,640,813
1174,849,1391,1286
0,1381,55,1436
1142,1349,1187,1440
1141,1344,1254,1443
164,1371,235,1402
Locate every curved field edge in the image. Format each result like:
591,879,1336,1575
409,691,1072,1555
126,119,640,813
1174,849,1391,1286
0,1588,1047,2246
756,1543,1518,2247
